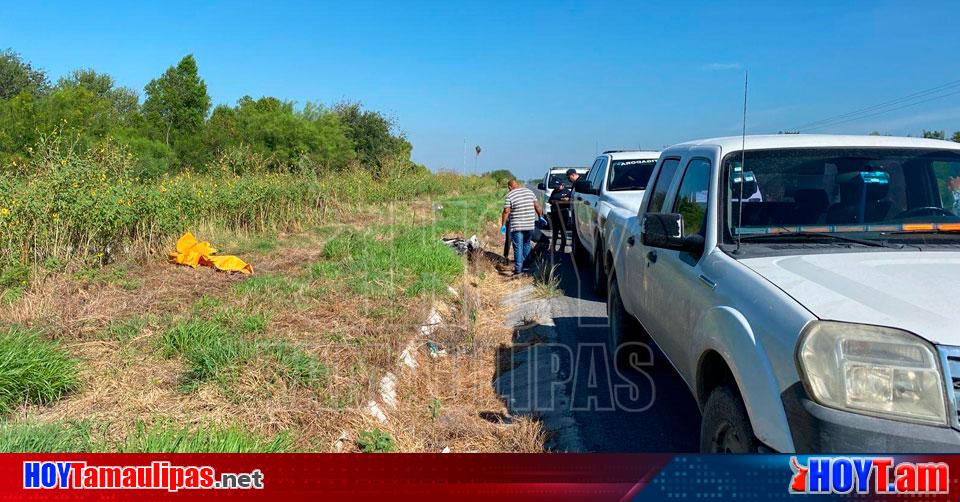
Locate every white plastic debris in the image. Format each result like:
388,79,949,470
366,400,388,423
419,307,443,336
399,340,418,369
335,431,349,452
441,235,480,255
379,372,398,409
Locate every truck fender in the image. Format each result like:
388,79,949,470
695,306,795,453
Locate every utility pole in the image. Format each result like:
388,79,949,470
462,139,466,174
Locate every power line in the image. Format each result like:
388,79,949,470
791,77,960,132
804,88,960,132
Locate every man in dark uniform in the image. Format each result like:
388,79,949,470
548,171,575,253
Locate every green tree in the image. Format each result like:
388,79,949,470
334,101,412,174
142,55,211,166
204,97,355,172
0,49,48,99
58,69,139,126
922,129,946,140
952,131,960,143
0,83,118,163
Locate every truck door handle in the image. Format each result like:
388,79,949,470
647,250,658,263
627,236,636,246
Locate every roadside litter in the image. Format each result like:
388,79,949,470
168,232,253,274
441,235,480,254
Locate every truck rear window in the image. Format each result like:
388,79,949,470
608,159,656,191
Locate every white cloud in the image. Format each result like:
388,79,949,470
701,63,742,71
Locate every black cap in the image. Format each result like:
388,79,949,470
565,168,578,176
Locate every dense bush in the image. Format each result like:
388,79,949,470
205,97,355,172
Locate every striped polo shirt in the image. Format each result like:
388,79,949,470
504,187,538,231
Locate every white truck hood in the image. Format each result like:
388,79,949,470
741,251,960,346
603,190,646,212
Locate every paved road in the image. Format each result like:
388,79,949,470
494,243,701,452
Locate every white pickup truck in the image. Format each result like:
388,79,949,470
571,150,659,295
606,134,960,453
536,167,587,217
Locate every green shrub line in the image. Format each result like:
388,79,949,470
0,133,497,267
0,326,79,414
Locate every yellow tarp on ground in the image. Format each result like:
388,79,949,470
168,232,253,274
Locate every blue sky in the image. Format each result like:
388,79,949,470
2,0,959,178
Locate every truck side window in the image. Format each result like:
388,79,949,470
583,159,602,188
591,157,607,191
647,158,681,213
673,158,711,236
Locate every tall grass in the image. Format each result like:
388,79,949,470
0,420,289,453
319,226,463,297
119,421,290,453
0,421,96,452
158,319,254,390
532,257,562,299
0,132,497,265
160,309,327,391
314,191,503,298
0,326,78,413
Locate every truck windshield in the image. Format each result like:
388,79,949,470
608,159,657,191
548,173,569,188
723,147,960,242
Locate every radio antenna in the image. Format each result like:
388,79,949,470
734,70,748,254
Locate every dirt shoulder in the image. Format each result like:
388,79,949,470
0,191,551,452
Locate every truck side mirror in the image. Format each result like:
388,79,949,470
642,213,705,255
537,182,546,190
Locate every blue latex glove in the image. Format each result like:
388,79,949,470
500,225,507,235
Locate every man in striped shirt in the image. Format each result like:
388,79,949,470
501,179,543,275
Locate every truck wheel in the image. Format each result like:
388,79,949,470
700,386,759,453
607,274,646,368
593,243,607,297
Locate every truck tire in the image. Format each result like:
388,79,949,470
572,228,588,264
593,242,607,297
607,274,647,368
700,386,759,453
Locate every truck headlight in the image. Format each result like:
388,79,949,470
797,321,948,426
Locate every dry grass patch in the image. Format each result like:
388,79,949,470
348,251,545,453
0,191,528,451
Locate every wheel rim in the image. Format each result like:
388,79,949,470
710,421,747,453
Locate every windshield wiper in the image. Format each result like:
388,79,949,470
737,231,898,248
